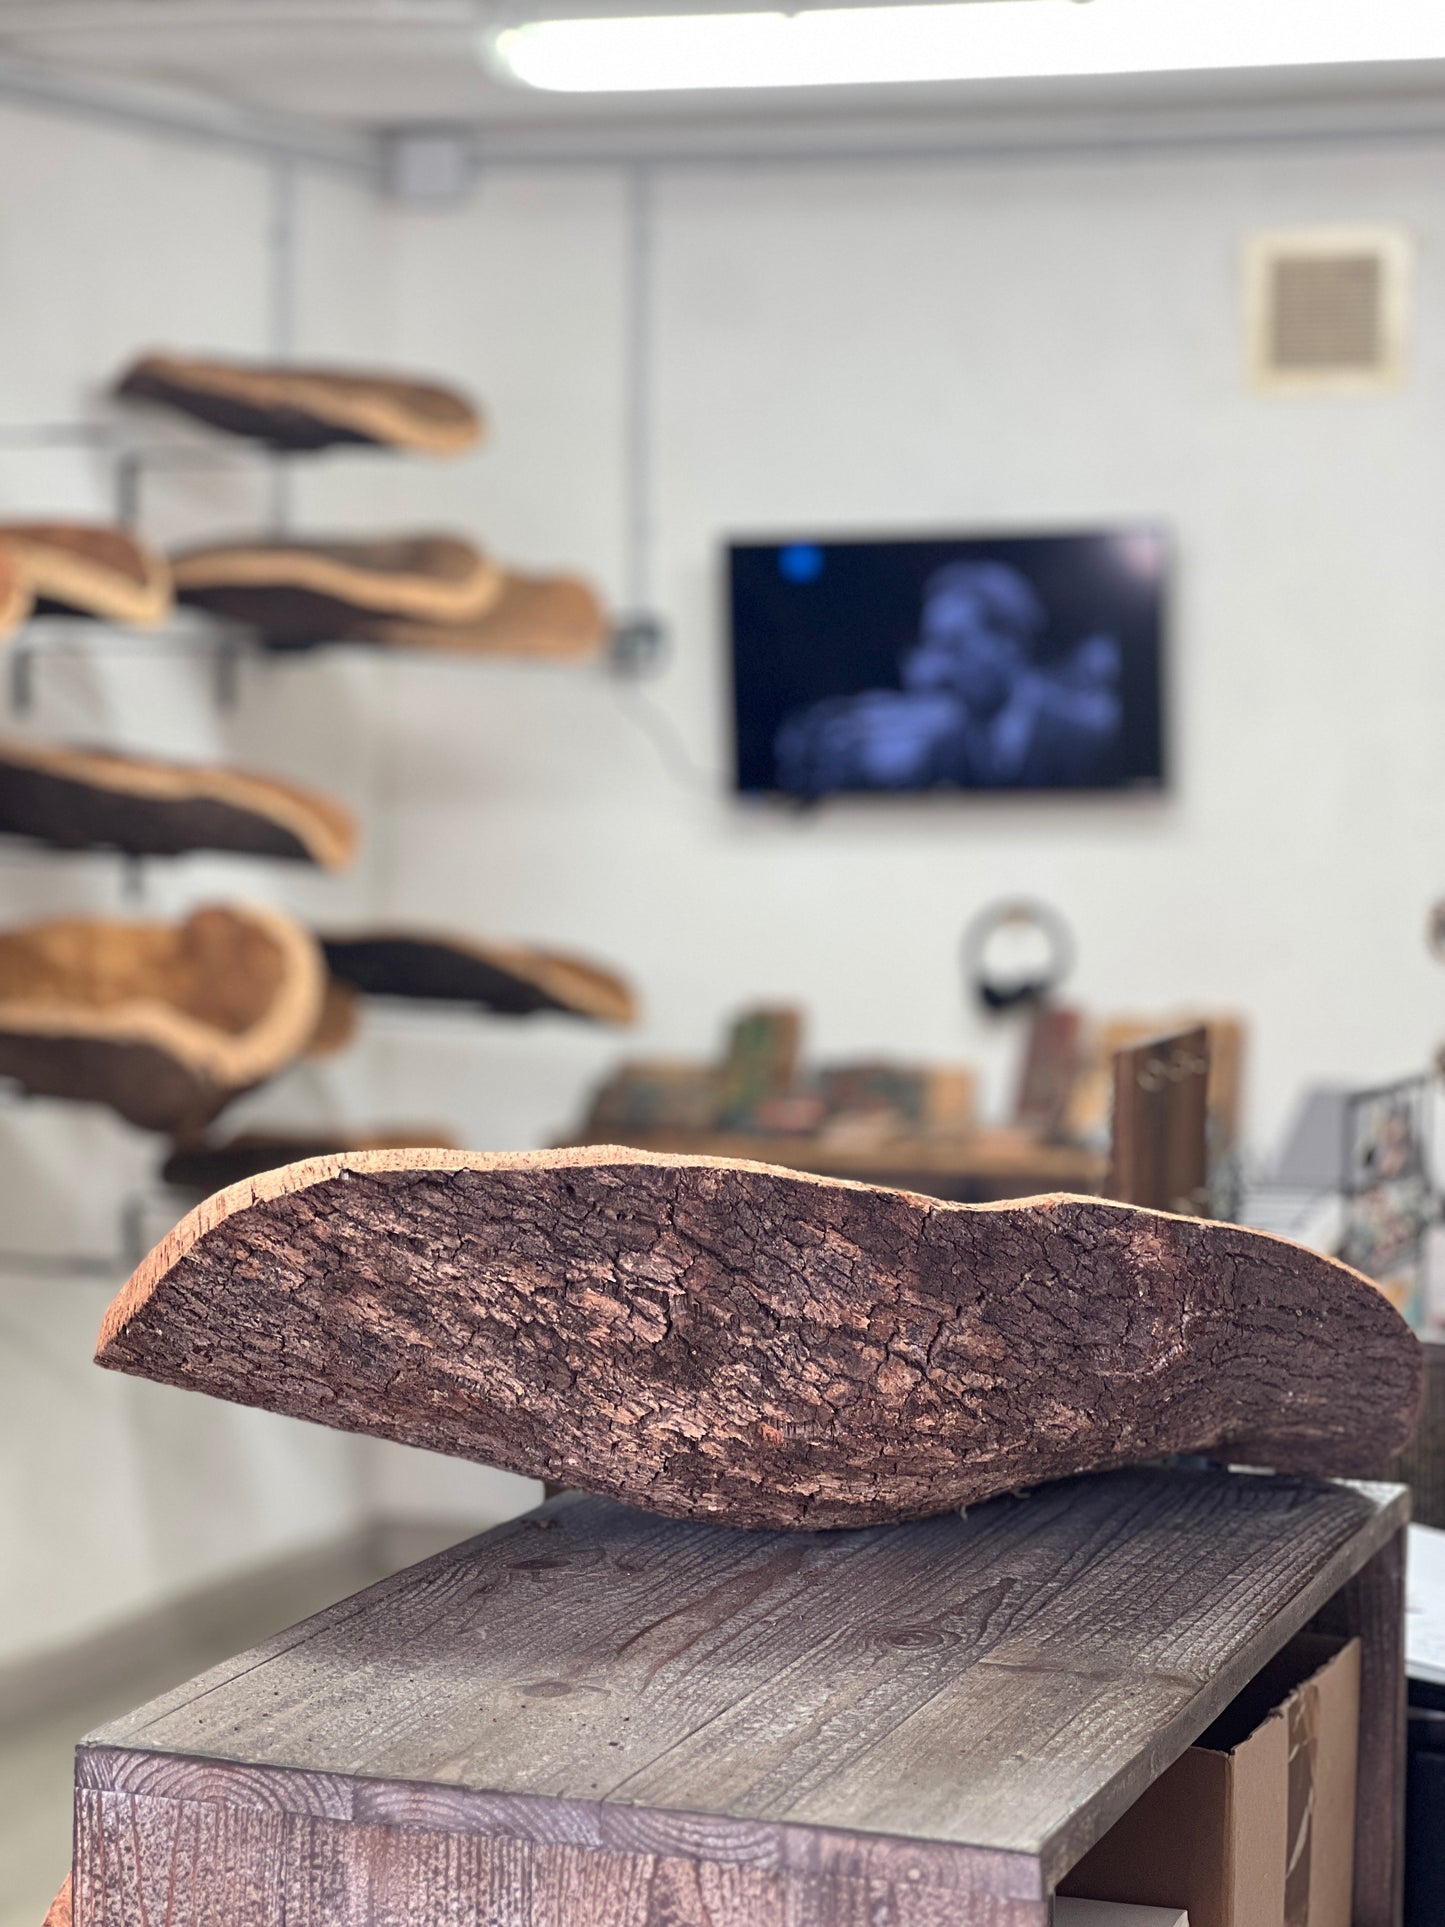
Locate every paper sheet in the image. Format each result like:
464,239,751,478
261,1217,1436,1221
1407,1522,1445,1685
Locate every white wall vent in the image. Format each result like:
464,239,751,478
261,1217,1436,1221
1245,226,1411,394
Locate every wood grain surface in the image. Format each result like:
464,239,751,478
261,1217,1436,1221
116,351,482,454
71,1784,1046,1927
0,737,356,866
78,1469,1404,1897
96,1146,1420,1527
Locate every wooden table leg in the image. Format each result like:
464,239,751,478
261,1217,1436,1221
1312,1525,1407,1927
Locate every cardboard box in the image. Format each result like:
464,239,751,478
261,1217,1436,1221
1058,1633,1360,1927
1054,1901,1189,1925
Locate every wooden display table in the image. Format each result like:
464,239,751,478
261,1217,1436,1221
563,1125,1109,1201
72,1467,1406,1926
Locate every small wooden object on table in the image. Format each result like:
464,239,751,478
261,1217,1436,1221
69,1467,1407,1926
1106,1024,1210,1213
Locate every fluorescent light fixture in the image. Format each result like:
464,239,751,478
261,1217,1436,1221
491,0,1445,93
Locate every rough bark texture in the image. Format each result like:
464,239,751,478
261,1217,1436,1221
171,535,502,645
321,931,637,1025
96,1147,1422,1529
0,523,171,626
0,904,324,1132
115,352,482,454
41,1874,70,1927
0,738,356,867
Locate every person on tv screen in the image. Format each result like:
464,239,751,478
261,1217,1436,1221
773,560,1123,795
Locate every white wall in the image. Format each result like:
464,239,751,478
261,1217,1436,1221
0,108,536,1673
3,97,1445,1668
377,142,1445,1151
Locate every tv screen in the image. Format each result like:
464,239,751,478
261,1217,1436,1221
728,527,1167,798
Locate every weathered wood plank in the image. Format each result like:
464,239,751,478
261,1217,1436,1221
95,1147,1421,1528
83,1468,1405,1880
72,1787,1046,1927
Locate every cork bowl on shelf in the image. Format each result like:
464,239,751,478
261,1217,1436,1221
0,903,325,1133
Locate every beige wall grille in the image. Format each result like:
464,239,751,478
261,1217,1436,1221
1246,226,1411,394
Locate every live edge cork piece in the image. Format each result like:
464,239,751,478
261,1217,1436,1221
96,1146,1422,1529
0,738,357,867
0,904,325,1133
116,351,482,454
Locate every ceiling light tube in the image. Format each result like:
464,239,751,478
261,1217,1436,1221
490,0,1445,94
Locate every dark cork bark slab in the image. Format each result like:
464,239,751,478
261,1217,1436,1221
171,534,503,646
0,523,171,626
0,738,357,866
321,930,637,1024
96,1146,1421,1528
0,904,325,1133
115,352,482,454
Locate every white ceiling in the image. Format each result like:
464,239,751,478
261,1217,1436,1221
1,0,1444,143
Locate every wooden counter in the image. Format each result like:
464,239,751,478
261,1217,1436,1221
73,1466,1406,1925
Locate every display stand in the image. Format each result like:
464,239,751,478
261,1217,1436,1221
71,1465,1406,1926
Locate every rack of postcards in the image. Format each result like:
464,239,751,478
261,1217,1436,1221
0,350,639,1276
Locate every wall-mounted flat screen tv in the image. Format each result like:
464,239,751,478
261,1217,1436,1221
728,527,1167,798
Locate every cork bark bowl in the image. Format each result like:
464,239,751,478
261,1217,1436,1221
115,352,482,455
0,903,325,1132
320,929,638,1025
96,1145,1422,1530
0,738,357,868
0,523,171,627
170,535,503,648
351,570,611,661
0,539,33,642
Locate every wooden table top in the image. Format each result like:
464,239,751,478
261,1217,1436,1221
86,1467,1404,1889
